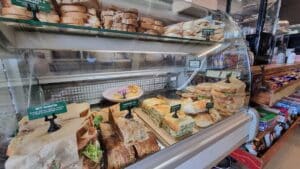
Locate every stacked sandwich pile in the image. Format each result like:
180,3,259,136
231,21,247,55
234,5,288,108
0,0,59,23
164,18,224,41
96,104,160,169
60,4,100,27
182,83,213,100
211,77,246,116
101,6,138,32
5,103,104,169
142,98,195,139
138,17,164,35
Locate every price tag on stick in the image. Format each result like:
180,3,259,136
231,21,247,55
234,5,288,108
120,99,139,119
12,0,52,21
170,104,181,118
202,29,215,41
27,101,67,133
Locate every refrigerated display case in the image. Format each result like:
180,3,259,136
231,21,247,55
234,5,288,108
0,0,258,169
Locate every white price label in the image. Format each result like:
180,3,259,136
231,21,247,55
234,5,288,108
189,60,201,68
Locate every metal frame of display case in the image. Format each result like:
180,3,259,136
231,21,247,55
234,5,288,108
0,1,259,169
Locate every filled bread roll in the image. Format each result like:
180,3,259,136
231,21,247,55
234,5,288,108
1,6,32,18
62,12,88,20
61,5,87,13
61,16,85,25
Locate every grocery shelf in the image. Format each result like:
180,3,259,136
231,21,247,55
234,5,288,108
260,118,299,166
251,78,300,106
251,63,300,106
231,117,300,169
128,111,252,169
251,63,300,75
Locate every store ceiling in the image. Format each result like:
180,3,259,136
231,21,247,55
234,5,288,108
280,0,300,25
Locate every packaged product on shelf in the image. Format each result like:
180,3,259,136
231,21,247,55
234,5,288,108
256,108,278,132
101,6,138,32
0,4,32,20
275,100,299,117
0,0,59,22
138,17,164,35
164,18,224,41
60,4,101,27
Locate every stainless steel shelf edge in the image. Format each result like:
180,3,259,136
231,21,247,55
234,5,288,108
127,112,251,169
37,68,182,84
14,31,219,54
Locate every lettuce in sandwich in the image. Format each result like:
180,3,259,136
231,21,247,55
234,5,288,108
82,141,102,163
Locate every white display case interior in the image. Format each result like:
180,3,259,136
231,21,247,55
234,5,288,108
0,1,258,169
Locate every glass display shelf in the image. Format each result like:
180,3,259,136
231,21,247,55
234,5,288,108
0,17,218,45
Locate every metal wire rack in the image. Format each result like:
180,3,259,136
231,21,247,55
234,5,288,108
42,75,171,104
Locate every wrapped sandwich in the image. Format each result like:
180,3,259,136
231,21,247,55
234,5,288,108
5,103,105,169
182,98,211,115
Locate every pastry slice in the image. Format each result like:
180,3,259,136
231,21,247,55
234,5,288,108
110,107,148,144
107,144,136,169
147,104,171,126
113,116,149,144
162,112,195,138
142,98,167,109
133,132,160,158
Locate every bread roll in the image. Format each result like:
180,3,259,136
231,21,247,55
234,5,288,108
1,0,11,7
164,23,182,34
122,12,138,19
140,17,155,24
124,8,138,15
101,10,115,16
122,18,138,26
61,16,85,25
87,18,101,28
60,5,87,13
145,29,159,35
62,12,88,20
127,27,136,32
1,6,32,18
88,8,97,16
164,32,182,38
154,20,163,26
1,14,31,20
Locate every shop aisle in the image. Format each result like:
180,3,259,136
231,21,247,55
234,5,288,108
264,126,300,169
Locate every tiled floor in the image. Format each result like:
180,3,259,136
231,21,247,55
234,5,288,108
264,126,300,169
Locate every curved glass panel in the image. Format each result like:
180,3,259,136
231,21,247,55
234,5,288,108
0,1,251,169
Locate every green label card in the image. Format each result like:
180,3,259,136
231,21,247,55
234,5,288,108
27,101,67,120
120,99,139,111
12,0,51,12
170,104,181,113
